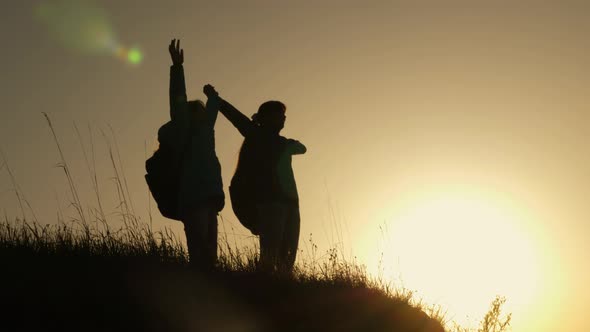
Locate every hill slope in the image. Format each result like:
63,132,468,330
1,223,445,332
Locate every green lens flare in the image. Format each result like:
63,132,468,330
127,48,143,65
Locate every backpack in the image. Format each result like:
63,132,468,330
145,121,189,221
229,184,259,235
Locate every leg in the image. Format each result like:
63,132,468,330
183,207,213,268
206,209,218,267
257,202,287,272
279,204,300,272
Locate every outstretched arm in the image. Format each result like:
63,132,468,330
204,84,255,137
169,39,187,122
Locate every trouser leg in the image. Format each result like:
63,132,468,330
206,210,218,265
279,205,300,272
258,202,287,271
183,206,217,268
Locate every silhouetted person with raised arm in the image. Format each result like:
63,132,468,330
166,40,224,269
204,85,306,273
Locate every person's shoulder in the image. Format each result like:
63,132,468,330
158,120,174,135
157,121,175,144
159,120,190,141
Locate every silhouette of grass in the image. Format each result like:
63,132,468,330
0,115,511,332
0,219,511,332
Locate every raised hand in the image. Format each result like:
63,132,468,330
168,39,184,65
203,84,219,98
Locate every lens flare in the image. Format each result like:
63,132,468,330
35,0,143,66
113,46,144,66
127,48,144,65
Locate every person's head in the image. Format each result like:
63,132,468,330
187,100,206,124
252,100,286,133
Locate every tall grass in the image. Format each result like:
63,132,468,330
0,114,512,332
0,218,186,263
0,217,511,332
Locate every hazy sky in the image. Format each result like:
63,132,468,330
2,1,589,331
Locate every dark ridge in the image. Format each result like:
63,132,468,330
3,247,444,332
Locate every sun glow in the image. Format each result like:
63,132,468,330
370,190,544,328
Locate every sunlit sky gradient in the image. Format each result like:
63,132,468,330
2,1,589,330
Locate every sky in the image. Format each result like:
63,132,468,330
1,1,589,331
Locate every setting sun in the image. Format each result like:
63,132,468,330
371,189,544,327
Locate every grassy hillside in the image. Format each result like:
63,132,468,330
0,220,511,332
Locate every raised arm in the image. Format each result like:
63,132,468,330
204,90,220,128
169,39,187,122
204,84,255,137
